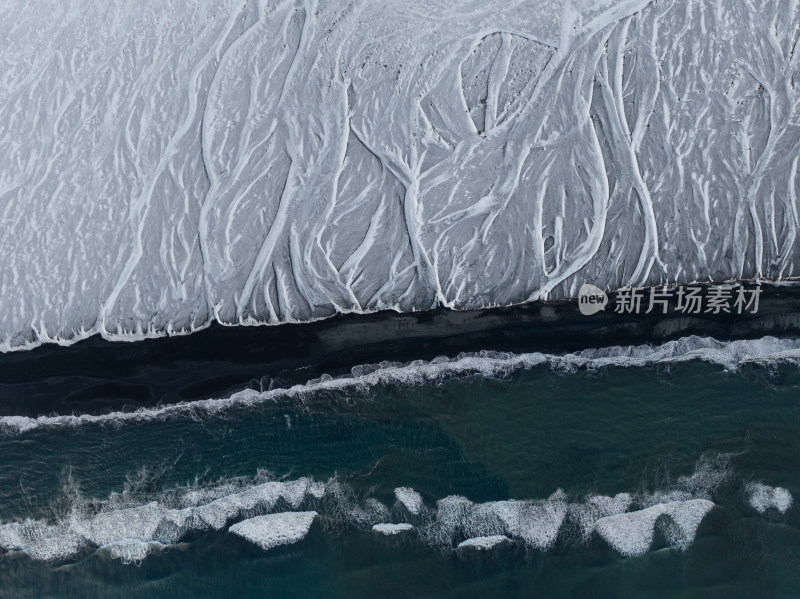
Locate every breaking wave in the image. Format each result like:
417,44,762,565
2,454,777,565
2,335,800,437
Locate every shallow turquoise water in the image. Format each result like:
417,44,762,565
0,359,799,598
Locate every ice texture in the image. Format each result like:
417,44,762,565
228,511,317,550
2,0,800,350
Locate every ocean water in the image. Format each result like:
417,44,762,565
0,338,799,598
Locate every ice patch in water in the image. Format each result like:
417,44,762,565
457,535,509,550
593,499,715,557
746,483,793,514
229,512,317,551
394,487,424,515
372,523,414,535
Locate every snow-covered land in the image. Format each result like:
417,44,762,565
2,0,798,350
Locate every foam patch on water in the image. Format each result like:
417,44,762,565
394,488,424,515
0,475,328,563
593,499,715,557
746,483,794,514
229,512,317,551
423,490,568,551
3,336,799,437
103,540,166,565
0,456,762,563
457,535,509,550
486,492,569,550
0,521,86,563
372,523,414,535
569,493,633,539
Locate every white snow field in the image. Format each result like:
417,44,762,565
1,0,799,350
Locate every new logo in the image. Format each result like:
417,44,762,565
578,284,608,316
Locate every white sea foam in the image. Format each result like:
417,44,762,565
746,483,794,514
0,521,26,551
103,540,165,565
569,493,633,539
24,530,85,563
307,482,327,500
372,523,414,535
486,492,569,550
0,476,327,563
229,512,317,551
421,456,730,554
394,488,424,515
0,456,762,563
425,490,568,551
3,336,800,437
593,499,715,557
0,521,85,562
673,453,733,498
71,503,166,548
457,535,509,550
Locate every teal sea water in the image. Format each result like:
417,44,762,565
0,341,799,598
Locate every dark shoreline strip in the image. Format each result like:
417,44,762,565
1,283,799,417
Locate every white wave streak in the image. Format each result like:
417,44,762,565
0,456,761,564
3,335,800,437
